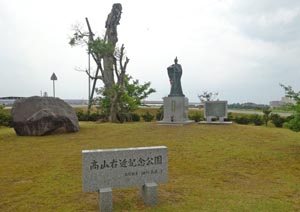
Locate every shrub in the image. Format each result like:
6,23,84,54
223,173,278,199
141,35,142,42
250,114,263,126
235,116,251,125
262,107,272,126
189,112,203,122
0,105,12,127
0,113,12,127
285,115,295,123
141,111,154,122
76,110,104,121
270,114,285,128
130,113,140,122
156,106,164,121
89,112,103,121
76,110,88,121
226,112,234,121
285,114,300,132
117,113,127,123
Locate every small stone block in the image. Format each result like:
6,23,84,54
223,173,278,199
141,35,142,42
99,188,112,212
141,183,158,206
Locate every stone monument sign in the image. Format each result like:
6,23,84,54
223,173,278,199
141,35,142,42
158,58,192,125
82,146,168,211
200,100,232,124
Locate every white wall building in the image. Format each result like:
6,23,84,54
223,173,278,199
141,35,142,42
270,97,296,109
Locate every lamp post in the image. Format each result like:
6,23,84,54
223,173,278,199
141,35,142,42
50,73,58,97
88,45,91,107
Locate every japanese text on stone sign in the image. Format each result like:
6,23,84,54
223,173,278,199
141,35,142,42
90,155,163,170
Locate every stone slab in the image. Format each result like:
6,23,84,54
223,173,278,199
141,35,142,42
157,120,194,126
204,101,228,118
82,146,168,192
199,121,232,125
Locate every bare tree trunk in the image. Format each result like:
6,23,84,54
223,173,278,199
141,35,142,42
103,56,115,88
104,3,122,122
109,91,120,122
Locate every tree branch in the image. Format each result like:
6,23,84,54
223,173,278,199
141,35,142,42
85,69,103,80
74,67,86,72
122,56,130,75
113,56,120,80
119,44,125,72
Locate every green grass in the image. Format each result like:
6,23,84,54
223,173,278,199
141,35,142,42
1,122,300,211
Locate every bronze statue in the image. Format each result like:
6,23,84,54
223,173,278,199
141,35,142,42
167,57,184,96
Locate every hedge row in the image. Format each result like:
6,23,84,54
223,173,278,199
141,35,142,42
231,113,291,128
0,106,296,131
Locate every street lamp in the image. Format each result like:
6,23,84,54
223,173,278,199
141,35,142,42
50,73,58,97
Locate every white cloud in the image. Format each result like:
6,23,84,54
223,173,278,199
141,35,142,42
0,0,300,104
230,0,300,42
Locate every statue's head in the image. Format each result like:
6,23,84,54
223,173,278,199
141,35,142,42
113,3,122,12
174,57,178,64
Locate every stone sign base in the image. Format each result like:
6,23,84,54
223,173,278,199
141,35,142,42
99,188,112,212
158,96,193,125
141,183,158,206
199,121,232,125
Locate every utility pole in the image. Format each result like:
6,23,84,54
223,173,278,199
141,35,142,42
88,39,91,108
85,17,95,116
50,73,58,97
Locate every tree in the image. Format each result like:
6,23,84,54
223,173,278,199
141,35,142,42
198,91,218,102
262,107,272,126
280,84,300,102
96,75,155,122
69,4,155,122
280,84,300,131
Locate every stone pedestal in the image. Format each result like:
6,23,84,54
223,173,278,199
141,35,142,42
158,96,193,125
99,188,112,212
141,183,158,206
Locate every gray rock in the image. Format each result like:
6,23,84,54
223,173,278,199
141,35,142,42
12,96,79,136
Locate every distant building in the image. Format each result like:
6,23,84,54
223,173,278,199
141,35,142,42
0,97,24,106
241,102,257,108
0,96,23,100
270,97,296,109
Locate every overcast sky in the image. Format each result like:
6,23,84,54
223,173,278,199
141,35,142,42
1,0,300,104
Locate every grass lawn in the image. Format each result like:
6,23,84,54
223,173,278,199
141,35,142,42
1,122,300,212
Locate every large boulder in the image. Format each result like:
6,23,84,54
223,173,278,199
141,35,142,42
12,96,79,136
